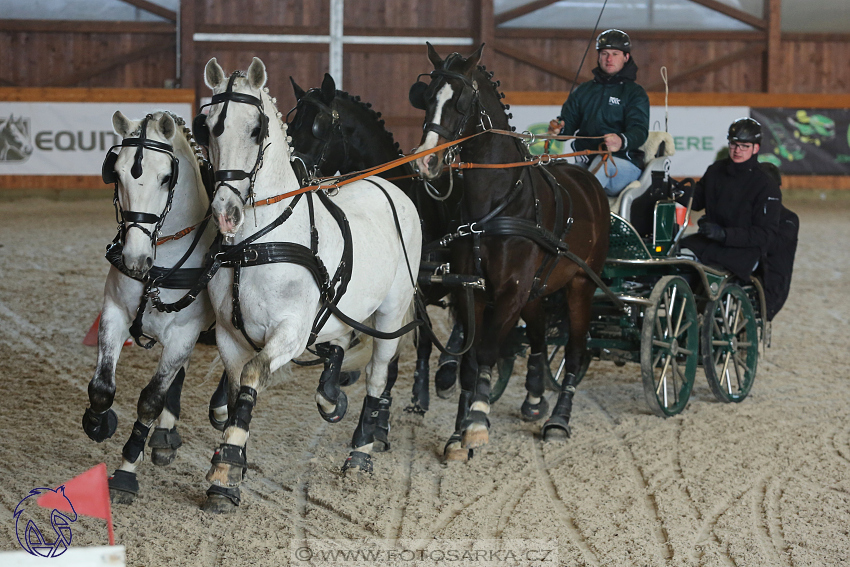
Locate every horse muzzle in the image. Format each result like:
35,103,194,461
213,203,243,236
415,149,444,180
122,252,153,279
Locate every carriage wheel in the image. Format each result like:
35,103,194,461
701,283,758,403
491,357,514,403
640,276,698,417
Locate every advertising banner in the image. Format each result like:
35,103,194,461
0,102,192,175
509,104,749,177
750,107,850,175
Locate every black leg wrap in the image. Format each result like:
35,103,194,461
121,421,151,463
455,389,473,432
316,344,347,422
407,358,430,415
108,469,140,498
206,484,241,506
208,371,229,431
471,367,492,406
228,386,257,431
82,407,117,443
525,352,547,398
542,377,576,440
351,395,382,449
164,367,185,420
435,324,463,396
341,451,373,475
373,394,392,453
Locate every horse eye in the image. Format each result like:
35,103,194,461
161,174,172,187
251,127,261,140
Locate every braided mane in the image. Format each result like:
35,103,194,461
334,90,403,155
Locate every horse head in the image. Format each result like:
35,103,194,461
108,111,181,278
411,42,489,179
201,57,286,237
288,73,345,178
1,115,33,159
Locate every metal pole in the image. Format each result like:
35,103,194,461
329,0,344,88
175,0,182,86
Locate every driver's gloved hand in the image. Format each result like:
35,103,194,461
698,220,726,242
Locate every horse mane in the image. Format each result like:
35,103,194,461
332,90,404,156
476,63,516,132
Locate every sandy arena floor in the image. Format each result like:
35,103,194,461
0,195,848,566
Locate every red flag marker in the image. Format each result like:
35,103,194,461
37,463,115,546
83,313,133,347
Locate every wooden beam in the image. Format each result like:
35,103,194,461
495,0,560,26
764,0,782,93
496,27,767,42
50,38,175,87
473,0,495,49
117,0,177,22
0,76,17,87
491,40,590,84
644,44,765,90
783,32,850,42
0,87,195,103
198,24,329,36
0,19,174,34
688,0,766,30
180,0,197,92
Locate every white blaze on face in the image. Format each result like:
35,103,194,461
414,83,456,173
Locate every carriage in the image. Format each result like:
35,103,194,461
492,132,768,417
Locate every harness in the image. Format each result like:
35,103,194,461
101,113,214,348
286,93,346,182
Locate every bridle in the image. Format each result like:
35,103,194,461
409,56,490,143
193,72,270,206
286,92,344,182
102,114,179,249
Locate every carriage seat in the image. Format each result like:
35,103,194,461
608,131,675,222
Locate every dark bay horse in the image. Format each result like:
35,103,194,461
411,43,610,458
287,74,466,424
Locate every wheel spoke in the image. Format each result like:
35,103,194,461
678,347,693,356
675,320,692,339
712,314,724,337
671,359,680,404
673,297,687,337
656,355,672,397
655,312,665,341
653,350,664,369
731,350,743,393
653,339,671,349
713,345,724,367
737,341,753,348
666,287,678,338
548,345,561,365
719,351,732,387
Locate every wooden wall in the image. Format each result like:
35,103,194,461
2,0,850,179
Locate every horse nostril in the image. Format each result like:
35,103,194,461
145,257,153,269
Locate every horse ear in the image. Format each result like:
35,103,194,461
158,113,176,141
426,42,443,68
247,57,267,90
112,111,133,138
321,73,336,104
290,77,306,101
461,43,485,73
204,57,225,89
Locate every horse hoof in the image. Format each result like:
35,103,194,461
317,390,348,423
339,370,360,387
82,407,117,442
542,417,572,441
202,486,241,514
342,451,373,475
150,448,177,466
520,397,549,422
149,426,182,466
110,488,137,505
108,470,139,504
462,423,489,449
443,440,472,462
436,382,457,400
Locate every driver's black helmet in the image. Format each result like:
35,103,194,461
728,117,762,144
596,29,631,53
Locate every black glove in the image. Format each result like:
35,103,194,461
698,220,726,242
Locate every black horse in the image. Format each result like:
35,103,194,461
286,74,466,435
410,43,610,458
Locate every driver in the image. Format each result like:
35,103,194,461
680,118,781,281
547,29,650,197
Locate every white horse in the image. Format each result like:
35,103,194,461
0,115,33,160
83,111,218,504
199,57,421,513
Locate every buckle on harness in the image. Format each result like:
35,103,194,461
243,249,259,264
457,222,483,237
